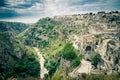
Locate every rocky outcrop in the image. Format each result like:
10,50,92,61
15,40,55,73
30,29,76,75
106,39,120,72
70,27,120,75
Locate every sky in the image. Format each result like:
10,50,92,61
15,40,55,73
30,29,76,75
0,0,120,23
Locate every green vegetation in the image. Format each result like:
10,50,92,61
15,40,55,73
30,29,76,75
0,21,29,35
0,52,40,80
47,72,120,80
92,53,101,67
0,32,40,80
36,18,61,28
72,54,83,68
62,43,77,60
94,34,102,38
47,58,60,77
14,54,40,77
79,73,120,80
61,43,83,68
50,70,69,80
0,32,14,50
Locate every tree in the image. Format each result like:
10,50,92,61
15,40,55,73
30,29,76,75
62,43,77,61
92,53,101,67
14,54,40,77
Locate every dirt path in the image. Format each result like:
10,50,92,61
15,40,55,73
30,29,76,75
33,47,48,79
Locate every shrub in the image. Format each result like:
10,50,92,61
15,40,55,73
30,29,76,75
92,53,101,67
62,43,77,61
14,54,40,77
48,59,60,77
94,34,101,38
27,54,36,61
72,55,83,68
72,58,80,68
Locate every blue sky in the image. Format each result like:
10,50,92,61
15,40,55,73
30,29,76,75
0,0,120,23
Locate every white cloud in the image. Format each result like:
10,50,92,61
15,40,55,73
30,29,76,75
27,3,44,12
0,16,40,23
40,0,84,17
7,0,26,6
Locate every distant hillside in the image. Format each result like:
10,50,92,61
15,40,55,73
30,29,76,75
0,21,29,35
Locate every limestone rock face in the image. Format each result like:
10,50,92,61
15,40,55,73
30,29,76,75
106,39,120,72
71,29,120,74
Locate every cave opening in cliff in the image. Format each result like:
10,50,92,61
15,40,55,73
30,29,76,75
85,46,91,51
96,42,98,45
